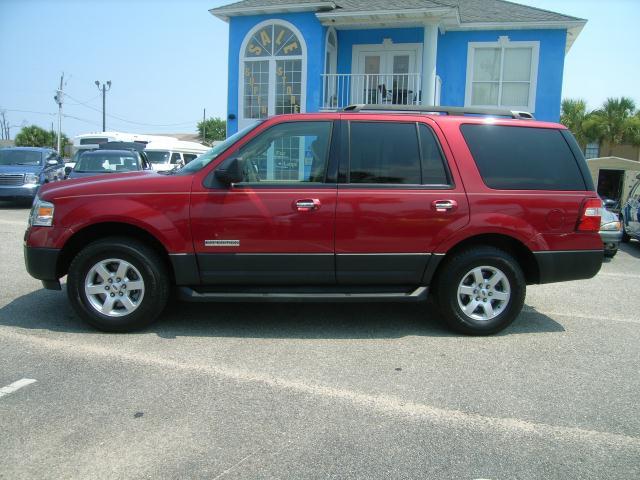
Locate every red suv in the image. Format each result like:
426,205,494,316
24,106,604,335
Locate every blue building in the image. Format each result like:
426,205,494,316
210,0,585,135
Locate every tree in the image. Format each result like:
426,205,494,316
560,99,593,150
14,125,70,155
197,117,226,145
583,97,639,155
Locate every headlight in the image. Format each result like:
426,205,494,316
24,173,40,185
600,221,621,231
29,197,55,227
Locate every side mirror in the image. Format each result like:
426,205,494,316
215,157,245,185
64,166,72,177
47,159,58,166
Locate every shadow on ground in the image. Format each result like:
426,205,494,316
0,286,565,339
619,240,640,259
0,200,32,210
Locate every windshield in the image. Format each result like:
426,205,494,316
178,121,263,174
145,150,171,164
0,149,43,166
74,151,140,173
72,149,95,163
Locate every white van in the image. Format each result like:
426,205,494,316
145,140,209,171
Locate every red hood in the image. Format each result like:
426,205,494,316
38,171,193,201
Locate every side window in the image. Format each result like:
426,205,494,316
183,153,198,164
418,124,449,185
170,152,182,164
349,122,420,184
461,124,587,190
238,121,332,183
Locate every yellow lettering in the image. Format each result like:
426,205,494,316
248,44,262,55
283,42,298,54
286,86,292,95
276,29,285,45
276,66,283,76
260,29,271,46
244,67,250,77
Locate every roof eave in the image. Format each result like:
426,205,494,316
210,2,337,22
448,19,587,52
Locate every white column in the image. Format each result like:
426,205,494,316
422,23,438,106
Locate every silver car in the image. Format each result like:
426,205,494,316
600,207,622,257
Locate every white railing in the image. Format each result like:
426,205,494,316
321,73,423,110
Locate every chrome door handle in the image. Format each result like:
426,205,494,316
432,200,457,212
295,199,321,211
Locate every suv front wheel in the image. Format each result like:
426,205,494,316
67,237,170,332
435,247,525,335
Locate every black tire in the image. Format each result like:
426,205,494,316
604,249,617,258
434,246,526,335
67,237,170,332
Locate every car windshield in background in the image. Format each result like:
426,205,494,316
74,152,140,173
146,151,171,164
0,149,42,166
179,121,263,174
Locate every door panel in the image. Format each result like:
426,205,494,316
190,120,337,285
335,119,469,285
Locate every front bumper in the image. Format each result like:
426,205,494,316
24,245,62,290
533,249,603,284
0,184,39,199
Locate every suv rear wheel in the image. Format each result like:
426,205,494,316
435,247,525,335
67,237,170,332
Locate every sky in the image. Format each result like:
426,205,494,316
1,0,639,139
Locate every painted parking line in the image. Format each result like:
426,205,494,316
0,378,37,398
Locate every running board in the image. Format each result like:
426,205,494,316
178,286,428,303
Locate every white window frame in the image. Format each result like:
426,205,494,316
464,37,539,112
238,19,307,130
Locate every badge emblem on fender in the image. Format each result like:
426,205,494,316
205,240,240,247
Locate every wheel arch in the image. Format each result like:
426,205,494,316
57,222,175,283
427,233,540,286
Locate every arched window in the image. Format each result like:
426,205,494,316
239,20,306,128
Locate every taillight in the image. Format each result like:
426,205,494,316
576,198,602,232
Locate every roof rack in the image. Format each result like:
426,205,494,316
342,104,535,120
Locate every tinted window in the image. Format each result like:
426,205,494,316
0,149,42,165
349,122,420,184
74,152,140,173
146,151,171,164
183,153,198,163
418,124,449,185
170,152,182,164
461,125,586,190
80,138,108,145
237,121,332,183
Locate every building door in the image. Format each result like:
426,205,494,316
352,44,422,105
239,21,306,130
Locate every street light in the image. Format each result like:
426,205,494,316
95,80,112,132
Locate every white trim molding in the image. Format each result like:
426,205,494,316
211,2,336,22
464,37,540,113
238,19,308,129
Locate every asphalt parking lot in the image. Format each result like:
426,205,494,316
1,201,639,479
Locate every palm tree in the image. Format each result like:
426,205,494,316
560,99,592,150
583,97,638,156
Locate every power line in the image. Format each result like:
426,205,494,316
64,92,200,127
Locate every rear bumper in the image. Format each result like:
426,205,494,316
533,249,603,284
24,245,62,290
599,230,622,245
0,185,39,199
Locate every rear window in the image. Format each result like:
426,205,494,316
460,124,586,190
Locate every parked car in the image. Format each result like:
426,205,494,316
599,208,622,257
621,175,640,243
0,147,65,203
145,139,208,172
24,105,604,335
68,149,151,179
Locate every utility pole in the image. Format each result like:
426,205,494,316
202,108,206,144
95,80,112,132
53,73,64,154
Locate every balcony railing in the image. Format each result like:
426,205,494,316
321,73,423,110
